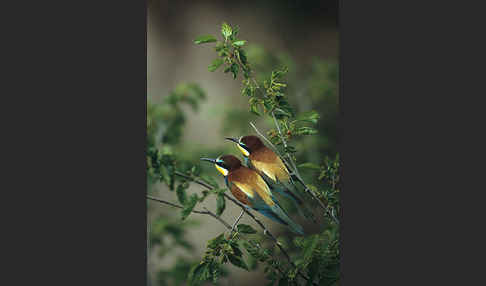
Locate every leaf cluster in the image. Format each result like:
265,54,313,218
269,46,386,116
195,23,320,163
189,225,257,285
293,227,340,286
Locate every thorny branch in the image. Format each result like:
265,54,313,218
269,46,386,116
173,171,318,286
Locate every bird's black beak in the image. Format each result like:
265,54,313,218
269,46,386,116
200,157,217,163
225,137,239,143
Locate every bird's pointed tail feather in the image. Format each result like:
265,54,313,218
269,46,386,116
270,202,304,235
273,183,317,223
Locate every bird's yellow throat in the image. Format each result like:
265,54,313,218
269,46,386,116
237,144,250,157
215,164,229,176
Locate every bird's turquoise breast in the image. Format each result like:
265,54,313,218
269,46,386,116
224,176,229,188
243,156,250,167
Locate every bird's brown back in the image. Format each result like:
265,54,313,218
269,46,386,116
250,147,290,182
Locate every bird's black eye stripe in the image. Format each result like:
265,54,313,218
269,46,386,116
239,143,251,152
216,161,227,169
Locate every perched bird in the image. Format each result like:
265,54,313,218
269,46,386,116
200,154,304,235
225,135,315,222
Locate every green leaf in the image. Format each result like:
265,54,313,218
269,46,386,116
216,194,226,216
273,108,292,118
200,264,212,281
250,103,261,116
263,99,273,113
160,165,171,186
228,254,248,270
295,126,318,135
296,110,320,124
230,63,239,79
188,262,207,286
230,241,243,257
208,58,224,72
284,145,297,154
207,233,226,249
210,188,227,195
239,49,248,65
298,163,321,170
198,190,210,202
214,41,224,51
307,184,319,194
302,235,320,261
194,35,217,44
200,174,219,188
233,40,246,46
181,194,198,220
221,22,232,40
237,224,257,234
247,254,258,270
176,182,189,204
209,262,222,283
232,25,240,36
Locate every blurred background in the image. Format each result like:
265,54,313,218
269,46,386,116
147,1,339,285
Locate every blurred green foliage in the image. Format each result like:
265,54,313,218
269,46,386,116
147,82,230,286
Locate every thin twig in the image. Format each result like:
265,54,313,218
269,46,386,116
175,171,215,189
173,171,317,286
203,207,232,230
271,112,288,149
230,209,245,234
249,121,279,154
147,195,232,229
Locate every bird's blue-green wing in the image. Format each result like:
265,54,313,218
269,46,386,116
245,185,304,235
247,158,316,222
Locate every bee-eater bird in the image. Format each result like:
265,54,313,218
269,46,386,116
225,135,315,222
200,155,304,235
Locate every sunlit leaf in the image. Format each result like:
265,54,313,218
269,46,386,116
233,40,246,46
296,110,320,124
181,194,198,220
298,163,321,170
194,35,217,44
228,254,248,270
207,233,226,249
221,22,232,39
176,182,189,204
208,58,224,72
216,194,225,216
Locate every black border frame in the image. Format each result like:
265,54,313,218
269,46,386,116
7,0,476,284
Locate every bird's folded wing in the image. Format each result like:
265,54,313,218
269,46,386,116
232,172,274,207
